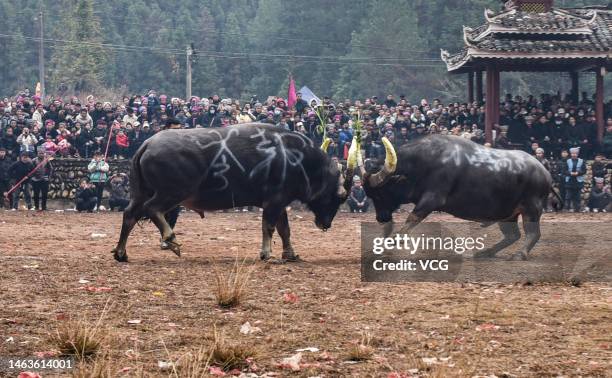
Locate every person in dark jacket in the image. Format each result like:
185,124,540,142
562,147,586,212
0,147,12,208
8,151,34,210
587,177,610,212
30,148,54,211
108,173,130,211
75,178,97,212
201,107,222,128
294,92,308,115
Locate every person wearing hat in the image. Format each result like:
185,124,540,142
8,151,34,210
587,177,611,212
0,147,12,208
562,147,586,212
348,175,369,213
30,148,54,211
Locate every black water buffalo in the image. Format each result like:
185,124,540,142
361,135,562,260
112,123,355,262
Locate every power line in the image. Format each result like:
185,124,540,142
51,11,439,56
0,33,446,65
11,41,446,68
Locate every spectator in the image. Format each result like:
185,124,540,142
535,147,551,210
603,119,612,158
87,151,109,211
348,176,369,213
562,147,586,212
16,127,37,157
30,148,53,211
75,178,97,212
114,128,129,158
591,153,608,184
8,151,34,210
586,177,610,212
0,147,11,208
108,173,130,211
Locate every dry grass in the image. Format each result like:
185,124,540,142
212,257,255,308
346,331,375,361
207,325,257,371
70,352,114,378
49,302,111,360
172,345,212,378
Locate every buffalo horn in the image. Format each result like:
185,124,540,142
367,137,397,187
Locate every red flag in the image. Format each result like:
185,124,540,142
287,75,297,108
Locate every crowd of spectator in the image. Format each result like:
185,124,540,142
0,88,610,212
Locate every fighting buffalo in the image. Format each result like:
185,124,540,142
361,135,562,260
112,123,355,262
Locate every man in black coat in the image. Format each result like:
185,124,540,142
75,178,97,212
8,151,34,210
30,148,54,211
0,147,12,208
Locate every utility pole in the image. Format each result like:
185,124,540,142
186,45,193,100
38,10,45,99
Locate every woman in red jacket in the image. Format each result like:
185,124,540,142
115,128,129,159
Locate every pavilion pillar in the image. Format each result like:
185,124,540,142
570,72,579,104
595,67,605,144
468,72,475,103
476,71,483,104
485,65,499,144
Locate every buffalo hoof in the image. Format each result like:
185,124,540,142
260,251,271,261
166,241,181,257
112,249,128,263
281,253,301,262
507,252,527,261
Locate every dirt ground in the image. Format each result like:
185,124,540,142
0,210,610,377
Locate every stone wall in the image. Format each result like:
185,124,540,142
45,157,612,200
49,158,131,199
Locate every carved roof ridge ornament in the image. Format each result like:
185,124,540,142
440,49,450,62
463,25,477,47
553,8,598,23
484,7,517,23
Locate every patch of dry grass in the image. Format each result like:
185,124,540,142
167,345,210,378
212,257,255,308
70,352,114,378
50,303,111,360
208,325,257,371
346,331,375,361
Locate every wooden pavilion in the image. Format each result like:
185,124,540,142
441,0,611,143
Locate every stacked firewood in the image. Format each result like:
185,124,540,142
48,158,131,199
